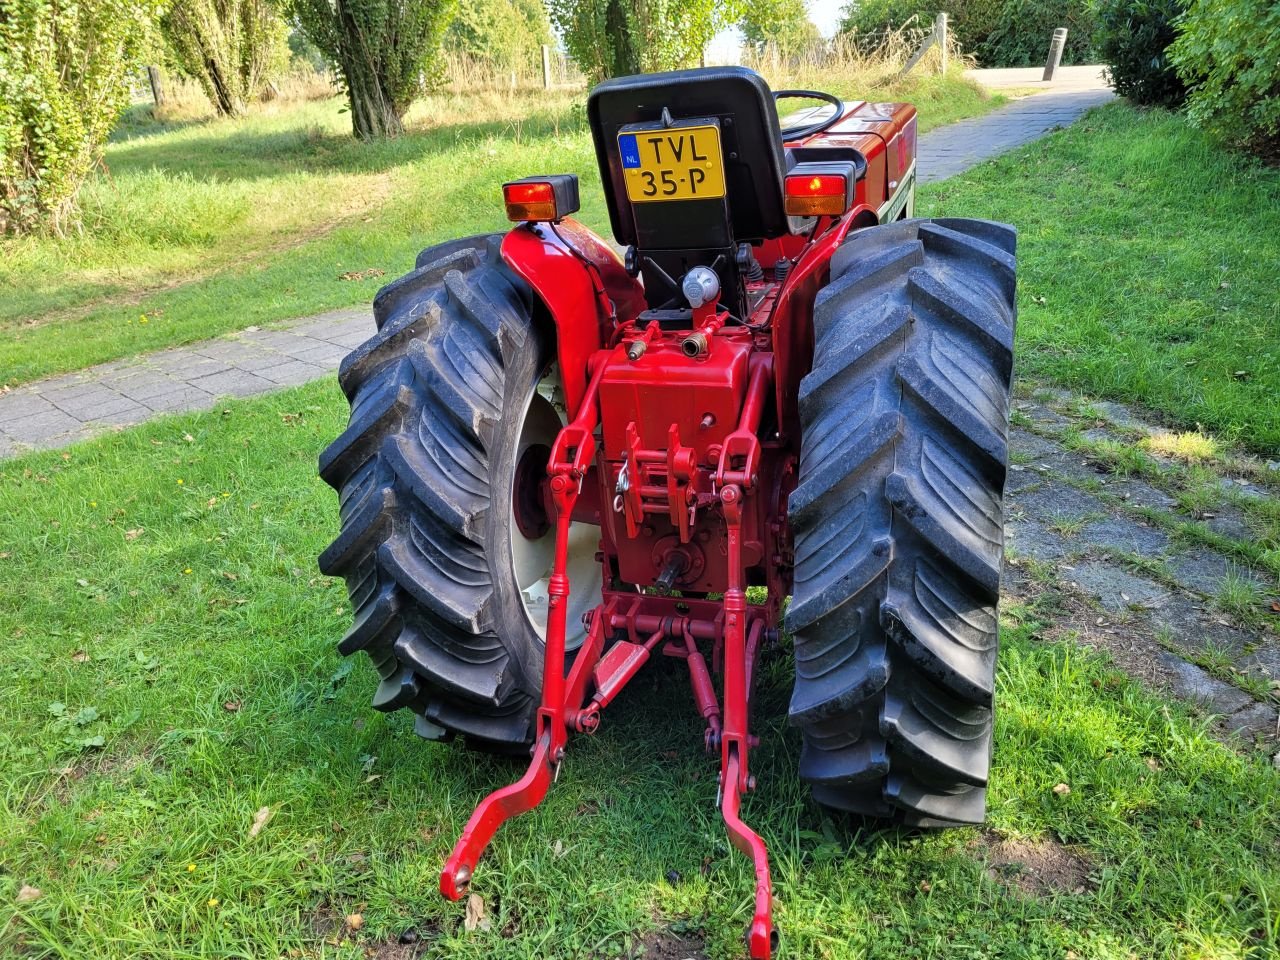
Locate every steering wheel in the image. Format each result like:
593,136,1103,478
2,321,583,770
774,90,845,140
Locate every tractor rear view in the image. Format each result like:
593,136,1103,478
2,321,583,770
318,66,1015,958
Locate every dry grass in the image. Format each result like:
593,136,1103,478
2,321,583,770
439,51,585,94
742,20,972,93
150,68,338,124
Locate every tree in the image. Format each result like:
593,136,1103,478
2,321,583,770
547,0,732,82
161,0,289,116
739,0,821,57
0,0,160,235
288,0,454,139
446,0,553,76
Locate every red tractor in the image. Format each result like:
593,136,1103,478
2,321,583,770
319,66,1015,958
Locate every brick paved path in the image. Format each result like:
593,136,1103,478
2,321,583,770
918,87,1114,183
0,87,1112,457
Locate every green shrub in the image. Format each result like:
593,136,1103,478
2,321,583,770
1171,0,1280,153
446,0,554,76
838,0,1098,67
547,0,730,81
1094,0,1185,107
0,0,158,235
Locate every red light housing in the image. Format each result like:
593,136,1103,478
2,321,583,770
784,161,856,217
502,174,580,222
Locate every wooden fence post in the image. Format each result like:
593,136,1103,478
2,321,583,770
1043,28,1068,81
542,45,552,88
147,66,165,107
936,12,949,75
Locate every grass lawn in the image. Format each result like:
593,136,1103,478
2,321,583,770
2,380,1278,958
0,72,1003,389
920,102,1280,456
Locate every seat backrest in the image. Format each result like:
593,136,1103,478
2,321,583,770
587,66,791,250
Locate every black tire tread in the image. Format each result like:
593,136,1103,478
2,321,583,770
320,235,543,749
786,217,1016,826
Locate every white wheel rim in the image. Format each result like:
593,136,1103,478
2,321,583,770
509,368,600,651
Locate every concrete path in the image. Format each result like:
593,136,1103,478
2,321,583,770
0,78,1115,457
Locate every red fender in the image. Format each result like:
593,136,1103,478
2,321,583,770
501,219,645,414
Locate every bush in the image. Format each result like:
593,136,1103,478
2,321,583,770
1094,0,1185,107
838,0,1098,67
446,0,553,76
1171,0,1280,154
0,0,157,234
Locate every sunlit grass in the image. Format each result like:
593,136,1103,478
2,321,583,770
1144,430,1222,463
920,103,1280,455
0,383,1277,959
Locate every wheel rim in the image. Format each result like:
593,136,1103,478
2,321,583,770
509,368,600,651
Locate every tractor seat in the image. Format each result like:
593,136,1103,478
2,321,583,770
587,67,792,247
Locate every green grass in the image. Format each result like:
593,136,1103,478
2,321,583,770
0,73,1002,389
919,102,1280,456
2,384,1278,959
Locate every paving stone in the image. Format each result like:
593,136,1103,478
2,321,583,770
1008,482,1107,526
285,341,347,365
1155,652,1255,715
1004,463,1044,494
0,391,57,423
1063,560,1168,613
1235,645,1280,679
1165,547,1253,597
1223,702,1279,740
0,408,83,443
1009,427,1063,460
1148,594,1249,659
116,373,191,402
1092,400,1146,431
33,380,101,404
192,339,278,364
1014,402,1073,435
256,360,329,386
144,387,218,413
1006,516,1070,561
224,350,292,373
1078,515,1170,555
1203,509,1254,542
187,368,278,398
84,406,149,427
1103,476,1176,511
148,353,232,380
55,390,139,420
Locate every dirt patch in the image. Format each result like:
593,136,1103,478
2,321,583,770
364,940,423,960
633,927,709,960
978,830,1093,896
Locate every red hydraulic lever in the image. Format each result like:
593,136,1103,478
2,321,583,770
439,358,610,900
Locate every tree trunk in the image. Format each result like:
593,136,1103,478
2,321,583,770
206,57,243,116
345,67,403,139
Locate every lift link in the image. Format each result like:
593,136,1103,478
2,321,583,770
439,358,610,901
441,346,777,958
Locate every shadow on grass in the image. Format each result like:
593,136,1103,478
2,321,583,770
104,101,592,184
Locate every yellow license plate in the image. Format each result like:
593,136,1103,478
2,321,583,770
619,125,726,202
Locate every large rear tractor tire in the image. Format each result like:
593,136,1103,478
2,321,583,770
786,218,1016,825
318,236,600,750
